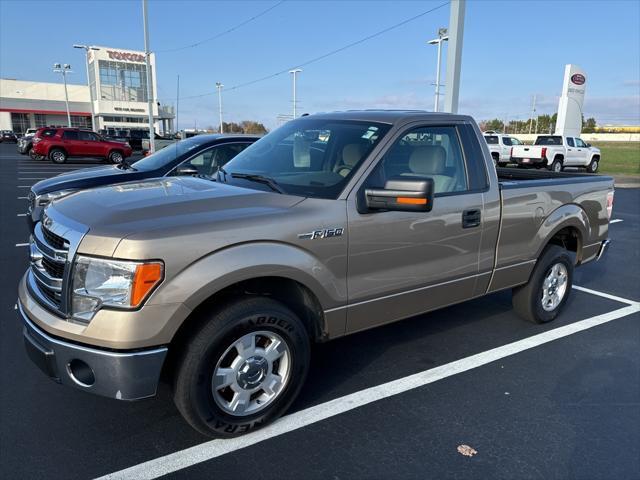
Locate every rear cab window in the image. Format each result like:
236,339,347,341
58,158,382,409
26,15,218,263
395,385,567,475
484,136,499,145
534,136,563,146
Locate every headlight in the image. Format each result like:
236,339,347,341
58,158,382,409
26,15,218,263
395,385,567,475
35,189,78,207
71,256,163,322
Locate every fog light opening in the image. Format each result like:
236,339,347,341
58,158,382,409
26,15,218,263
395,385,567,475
66,359,95,387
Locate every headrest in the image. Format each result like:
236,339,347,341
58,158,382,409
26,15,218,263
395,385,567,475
342,143,366,167
408,146,447,175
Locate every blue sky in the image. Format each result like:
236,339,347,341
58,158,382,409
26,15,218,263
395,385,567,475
1,0,639,129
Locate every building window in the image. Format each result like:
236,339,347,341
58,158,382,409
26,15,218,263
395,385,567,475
98,60,152,103
34,114,47,128
10,113,30,134
70,116,92,128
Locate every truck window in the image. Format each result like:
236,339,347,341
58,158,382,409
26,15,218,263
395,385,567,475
502,137,512,146
510,137,522,145
62,131,79,140
484,136,499,144
534,136,563,146
567,137,575,147
366,126,468,194
575,138,587,148
222,120,390,199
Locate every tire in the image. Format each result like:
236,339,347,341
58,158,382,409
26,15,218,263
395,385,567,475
49,148,67,164
108,150,124,164
29,149,45,161
173,297,311,438
548,158,563,173
588,158,599,173
512,245,573,324
498,162,508,168
491,154,499,167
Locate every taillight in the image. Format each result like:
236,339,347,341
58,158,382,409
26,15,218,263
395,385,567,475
33,137,41,143
510,147,513,157
606,190,614,220
541,147,547,159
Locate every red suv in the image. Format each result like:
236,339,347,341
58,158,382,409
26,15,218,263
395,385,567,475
32,127,133,164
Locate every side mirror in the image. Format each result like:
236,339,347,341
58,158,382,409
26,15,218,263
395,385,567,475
586,143,591,148
365,177,434,213
176,164,199,176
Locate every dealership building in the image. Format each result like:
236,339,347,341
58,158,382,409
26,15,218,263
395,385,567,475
0,46,175,134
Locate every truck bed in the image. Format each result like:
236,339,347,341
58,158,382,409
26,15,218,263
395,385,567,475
490,167,614,292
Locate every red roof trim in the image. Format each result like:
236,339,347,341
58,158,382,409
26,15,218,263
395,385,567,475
0,108,91,116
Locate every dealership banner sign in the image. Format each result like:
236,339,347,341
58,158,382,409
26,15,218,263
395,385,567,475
555,64,587,137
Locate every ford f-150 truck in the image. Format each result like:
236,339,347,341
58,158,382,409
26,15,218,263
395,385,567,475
511,135,601,173
483,132,523,167
18,111,614,438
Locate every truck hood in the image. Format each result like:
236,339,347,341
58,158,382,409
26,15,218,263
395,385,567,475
32,165,138,194
48,176,305,256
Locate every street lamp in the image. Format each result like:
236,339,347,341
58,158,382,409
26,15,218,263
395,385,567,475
289,69,302,119
427,28,448,113
216,82,224,133
53,63,73,127
73,44,100,131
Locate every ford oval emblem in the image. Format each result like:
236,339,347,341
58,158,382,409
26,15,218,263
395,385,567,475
571,73,586,85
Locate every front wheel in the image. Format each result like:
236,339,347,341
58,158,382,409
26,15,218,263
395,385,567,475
173,297,310,438
512,245,573,323
108,150,124,164
588,158,599,173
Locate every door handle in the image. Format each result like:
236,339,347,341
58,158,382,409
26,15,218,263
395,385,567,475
462,209,481,228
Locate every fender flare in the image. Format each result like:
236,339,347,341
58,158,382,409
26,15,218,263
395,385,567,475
534,203,590,261
149,241,346,313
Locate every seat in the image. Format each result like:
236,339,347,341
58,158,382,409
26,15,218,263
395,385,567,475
334,143,366,177
402,145,456,193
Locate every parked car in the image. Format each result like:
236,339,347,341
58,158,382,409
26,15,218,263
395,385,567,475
31,127,133,164
26,134,258,231
18,111,613,438
483,132,523,167
0,130,18,143
141,133,180,154
511,135,601,173
17,128,40,155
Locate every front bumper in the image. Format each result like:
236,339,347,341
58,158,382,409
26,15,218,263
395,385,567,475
18,300,168,400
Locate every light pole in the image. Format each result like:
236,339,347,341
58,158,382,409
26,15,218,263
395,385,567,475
142,0,155,152
427,28,448,112
73,45,99,131
216,82,224,133
53,63,73,127
289,69,302,119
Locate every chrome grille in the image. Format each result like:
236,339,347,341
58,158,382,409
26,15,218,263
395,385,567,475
29,223,69,314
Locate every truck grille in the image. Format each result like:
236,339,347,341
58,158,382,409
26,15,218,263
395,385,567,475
29,223,70,314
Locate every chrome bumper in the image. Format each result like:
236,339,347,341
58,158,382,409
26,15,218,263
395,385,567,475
596,239,610,261
18,300,167,401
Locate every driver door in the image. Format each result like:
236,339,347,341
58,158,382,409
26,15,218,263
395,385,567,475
345,123,490,333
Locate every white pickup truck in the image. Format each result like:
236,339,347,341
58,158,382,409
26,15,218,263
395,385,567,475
483,132,523,167
511,135,601,173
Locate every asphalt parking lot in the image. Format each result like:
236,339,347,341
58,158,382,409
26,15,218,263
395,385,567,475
0,142,638,480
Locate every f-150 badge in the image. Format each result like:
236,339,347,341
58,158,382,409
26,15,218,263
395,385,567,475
298,228,344,240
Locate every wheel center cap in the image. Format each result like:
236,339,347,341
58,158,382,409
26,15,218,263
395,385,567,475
237,356,268,389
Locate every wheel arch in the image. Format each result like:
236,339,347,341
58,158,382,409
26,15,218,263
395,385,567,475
535,204,590,264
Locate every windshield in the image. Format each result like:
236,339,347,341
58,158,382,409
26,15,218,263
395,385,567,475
220,119,390,199
535,135,563,146
131,136,212,171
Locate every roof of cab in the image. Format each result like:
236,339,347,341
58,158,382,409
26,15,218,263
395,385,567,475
299,110,473,125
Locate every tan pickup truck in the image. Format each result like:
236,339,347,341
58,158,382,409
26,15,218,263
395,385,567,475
18,111,614,437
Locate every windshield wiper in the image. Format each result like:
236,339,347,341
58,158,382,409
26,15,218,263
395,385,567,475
230,172,285,194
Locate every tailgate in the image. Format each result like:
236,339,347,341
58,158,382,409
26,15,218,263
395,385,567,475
511,145,543,159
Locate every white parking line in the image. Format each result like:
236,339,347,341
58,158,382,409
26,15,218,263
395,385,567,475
18,178,46,180
610,219,624,224
17,185,32,188
16,214,27,217
96,287,639,480
15,243,29,247
17,196,28,200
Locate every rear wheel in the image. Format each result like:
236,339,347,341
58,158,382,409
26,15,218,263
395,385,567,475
49,148,67,164
548,158,563,173
512,245,573,323
173,297,310,438
491,154,499,167
588,158,599,173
